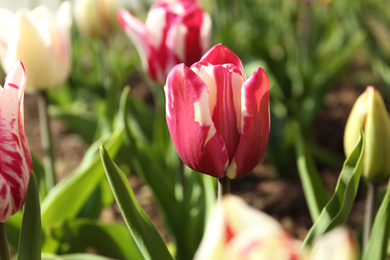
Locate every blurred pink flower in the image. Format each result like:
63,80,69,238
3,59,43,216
118,0,212,86
0,61,32,222
194,195,304,260
194,196,359,260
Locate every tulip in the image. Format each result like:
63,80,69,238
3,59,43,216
344,86,390,182
0,2,72,90
0,61,32,222
74,0,119,38
311,227,359,260
194,195,305,260
117,0,212,86
164,44,270,179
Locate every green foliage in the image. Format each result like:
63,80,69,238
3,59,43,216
302,131,365,247
49,219,142,259
18,172,41,260
294,122,329,221
100,144,173,260
362,181,390,260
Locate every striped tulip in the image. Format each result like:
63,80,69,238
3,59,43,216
0,61,32,222
194,195,304,260
117,0,212,86
165,44,270,179
0,2,72,91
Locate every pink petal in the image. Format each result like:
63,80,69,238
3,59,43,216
194,64,242,161
0,61,32,222
117,9,149,73
200,44,245,80
166,7,211,67
227,68,269,179
165,64,229,178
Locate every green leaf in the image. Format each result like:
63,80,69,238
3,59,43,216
362,181,390,260
99,145,173,260
302,130,365,247
49,219,142,260
4,211,23,251
294,122,329,221
41,127,123,226
41,253,115,260
31,152,47,200
18,172,41,260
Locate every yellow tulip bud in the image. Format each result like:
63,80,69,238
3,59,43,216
74,0,119,38
344,86,390,182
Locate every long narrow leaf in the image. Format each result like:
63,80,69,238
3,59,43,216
99,145,173,260
49,219,142,260
41,127,123,226
18,172,41,260
294,122,329,221
302,130,364,247
362,181,390,260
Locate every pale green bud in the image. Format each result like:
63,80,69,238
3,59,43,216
344,86,390,182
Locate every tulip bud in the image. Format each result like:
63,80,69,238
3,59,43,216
117,0,212,86
74,0,119,38
344,86,390,182
311,227,359,260
0,2,72,90
165,44,270,179
0,61,32,222
194,195,306,260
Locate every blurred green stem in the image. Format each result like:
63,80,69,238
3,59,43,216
178,159,186,194
218,177,230,200
0,223,10,260
98,39,113,136
38,91,57,191
364,182,379,249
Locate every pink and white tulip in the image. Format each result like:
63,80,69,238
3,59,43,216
165,44,270,179
194,195,305,260
194,196,359,260
0,2,72,90
0,61,32,222
117,0,212,86
311,227,359,260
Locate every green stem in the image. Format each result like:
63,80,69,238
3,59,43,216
38,91,56,191
364,182,379,249
217,177,230,200
0,223,11,260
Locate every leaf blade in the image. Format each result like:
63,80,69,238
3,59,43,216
99,145,173,260
302,130,364,247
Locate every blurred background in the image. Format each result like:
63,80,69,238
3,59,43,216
1,0,390,258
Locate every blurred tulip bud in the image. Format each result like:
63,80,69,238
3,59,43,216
344,86,390,182
118,0,212,86
74,0,119,38
194,195,306,260
311,227,359,260
0,2,72,91
0,61,32,222
165,44,270,179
